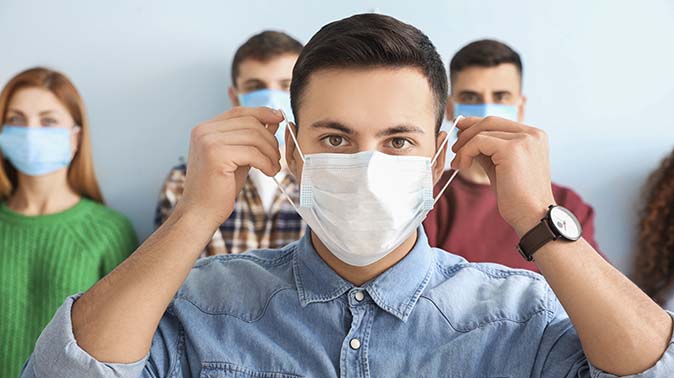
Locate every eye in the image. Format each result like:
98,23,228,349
494,93,511,103
328,135,344,147
391,138,408,149
5,115,24,125
385,137,414,151
459,94,481,104
321,135,348,148
41,117,59,127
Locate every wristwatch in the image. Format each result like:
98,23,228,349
517,205,582,261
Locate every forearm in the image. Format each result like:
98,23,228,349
72,208,214,363
531,234,672,375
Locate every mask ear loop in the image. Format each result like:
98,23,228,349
431,115,463,206
272,109,303,212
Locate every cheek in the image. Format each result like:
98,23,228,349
292,159,304,185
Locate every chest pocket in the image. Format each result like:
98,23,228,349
200,362,304,378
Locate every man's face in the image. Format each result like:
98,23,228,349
229,53,298,104
448,63,526,122
285,67,448,185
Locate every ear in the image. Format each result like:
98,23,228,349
445,96,455,121
285,122,301,180
228,86,240,107
517,95,527,123
432,130,449,185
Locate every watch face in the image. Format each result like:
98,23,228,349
549,206,582,240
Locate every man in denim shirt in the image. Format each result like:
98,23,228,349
23,14,674,378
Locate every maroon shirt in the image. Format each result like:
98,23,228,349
423,171,601,272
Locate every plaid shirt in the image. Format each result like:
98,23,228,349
154,163,305,257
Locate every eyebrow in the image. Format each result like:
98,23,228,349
6,109,59,116
241,78,267,87
375,125,425,137
457,90,483,99
7,108,25,116
310,120,355,135
309,120,425,137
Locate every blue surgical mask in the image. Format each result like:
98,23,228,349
0,125,73,176
453,103,519,121
237,89,293,145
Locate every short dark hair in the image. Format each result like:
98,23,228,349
449,39,523,86
231,31,303,86
290,14,448,132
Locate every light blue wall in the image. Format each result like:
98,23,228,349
2,0,673,274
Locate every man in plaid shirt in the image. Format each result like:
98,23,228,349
155,31,306,256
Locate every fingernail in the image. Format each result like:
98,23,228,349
273,108,282,116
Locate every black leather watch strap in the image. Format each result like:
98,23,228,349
517,219,557,261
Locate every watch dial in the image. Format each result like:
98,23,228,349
550,206,582,240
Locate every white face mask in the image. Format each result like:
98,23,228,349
274,114,461,266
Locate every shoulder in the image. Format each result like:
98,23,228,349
174,242,298,319
422,249,554,332
77,198,136,239
80,199,134,231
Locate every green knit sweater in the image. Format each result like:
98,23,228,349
0,198,138,377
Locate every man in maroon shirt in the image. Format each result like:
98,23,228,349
424,40,600,271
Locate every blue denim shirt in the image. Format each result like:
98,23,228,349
22,227,674,377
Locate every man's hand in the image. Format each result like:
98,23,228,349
71,106,284,363
175,106,284,229
452,116,673,375
451,116,556,236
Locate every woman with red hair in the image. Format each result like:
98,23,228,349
0,67,137,377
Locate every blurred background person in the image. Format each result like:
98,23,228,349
154,31,306,256
635,147,674,311
424,40,600,271
0,67,138,377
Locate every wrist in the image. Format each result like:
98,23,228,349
510,201,556,237
167,204,220,242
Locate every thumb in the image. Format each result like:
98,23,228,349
266,121,280,136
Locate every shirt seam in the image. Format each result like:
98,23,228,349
174,286,294,321
418,295,550,333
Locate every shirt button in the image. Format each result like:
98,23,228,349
350,338,361,350
354,291,365,302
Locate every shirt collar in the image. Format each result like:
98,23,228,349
293,226,435,322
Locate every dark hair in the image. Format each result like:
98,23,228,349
449,39,523,86
231,30,303,86
290,13,448,132
634,147,674,305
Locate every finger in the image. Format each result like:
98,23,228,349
226,145,280,177
453,130,519,152
203,130,281,165
455,116,483,130
211,106,284,125
452,133,509,171
204,116,280,152
453,117,525,152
